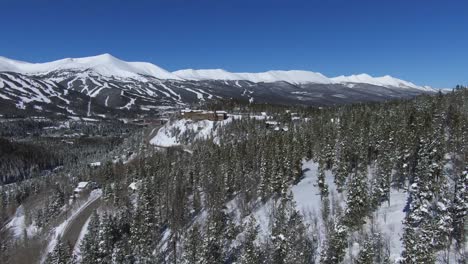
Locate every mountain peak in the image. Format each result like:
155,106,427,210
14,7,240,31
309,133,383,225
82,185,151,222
0,54,182,80
0,54,432,90
173,69,333,84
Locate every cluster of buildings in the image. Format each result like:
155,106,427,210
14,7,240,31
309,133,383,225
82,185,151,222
176,108,303,133
180,109,228,121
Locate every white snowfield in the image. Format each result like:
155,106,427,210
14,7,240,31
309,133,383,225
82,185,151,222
150,117,233,147
0,54,433,91
4,205,38,239
172,69,333,85
331,74,434,91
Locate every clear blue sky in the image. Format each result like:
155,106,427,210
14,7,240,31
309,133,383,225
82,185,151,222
2,0,467,88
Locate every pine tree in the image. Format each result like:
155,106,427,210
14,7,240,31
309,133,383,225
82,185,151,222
317,163,329,198
355,237,374,264
270,199,289,264
239,217,261,264
45,237,75,264
451,167,467,249
344,166,369,229
131,176,159,263
81,213,100,264
97,213,115,263
320,222,348,264
371,141,392,209
285,209,316,264
400,138,438,263
333,155,350,193
181,224,202,264
111,234,133,264
201,220,223,264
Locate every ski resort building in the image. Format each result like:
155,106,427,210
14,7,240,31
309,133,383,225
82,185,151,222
180,109,228,121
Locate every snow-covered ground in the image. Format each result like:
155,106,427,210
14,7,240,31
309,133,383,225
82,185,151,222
4,205,39,239
72,216,92,261
240,160,407,262
150,118,233,147
295,161,407,262
373,187,407,261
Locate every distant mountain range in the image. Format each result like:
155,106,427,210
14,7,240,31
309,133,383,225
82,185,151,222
0,54,437,117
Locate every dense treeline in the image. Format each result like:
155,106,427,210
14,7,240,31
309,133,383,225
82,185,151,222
0,119,138,184
0,138,61,184
64,90,468,263
0,118,137,138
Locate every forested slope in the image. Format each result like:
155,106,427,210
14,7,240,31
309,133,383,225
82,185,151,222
1,89,467,264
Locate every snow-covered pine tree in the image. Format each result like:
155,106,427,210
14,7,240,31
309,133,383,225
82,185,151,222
284,208,316,264
320,221,348,264
111,234,133,264
201,214,225,264
317,162,329,198
181,223,202,264
80,213,100,264
45,237,75,264
270,198,289,264
344,165,369,229
400,136,439,263
354,236,374,264
451,167,467,251
239,217,261,264
97,213,115,263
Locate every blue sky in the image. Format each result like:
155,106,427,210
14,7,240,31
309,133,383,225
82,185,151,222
2,0,467,88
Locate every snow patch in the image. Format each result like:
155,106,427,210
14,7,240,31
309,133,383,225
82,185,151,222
150,118,232,147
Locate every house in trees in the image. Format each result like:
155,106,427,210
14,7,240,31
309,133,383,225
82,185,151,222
74,181,90,195
128,181,141,193
265,120,279,128
88,162,101,168
266,121,289,132
180,109,228,121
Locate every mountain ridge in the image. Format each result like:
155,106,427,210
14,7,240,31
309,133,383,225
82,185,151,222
0,54,434,91
0,54,439,118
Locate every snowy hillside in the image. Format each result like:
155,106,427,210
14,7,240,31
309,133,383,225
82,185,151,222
150,117,233,147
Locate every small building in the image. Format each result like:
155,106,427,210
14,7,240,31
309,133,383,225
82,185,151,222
89,162,101,168
265,121,280,129
74,181,90,194
128,181,141,193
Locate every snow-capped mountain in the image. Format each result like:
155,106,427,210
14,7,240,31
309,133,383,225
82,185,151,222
0,54,182,80
172,69,334,84
331,73,434,91
0,54,437,117
0,54,432,89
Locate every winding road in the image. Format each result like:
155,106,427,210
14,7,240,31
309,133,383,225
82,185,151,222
61,195,101,250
